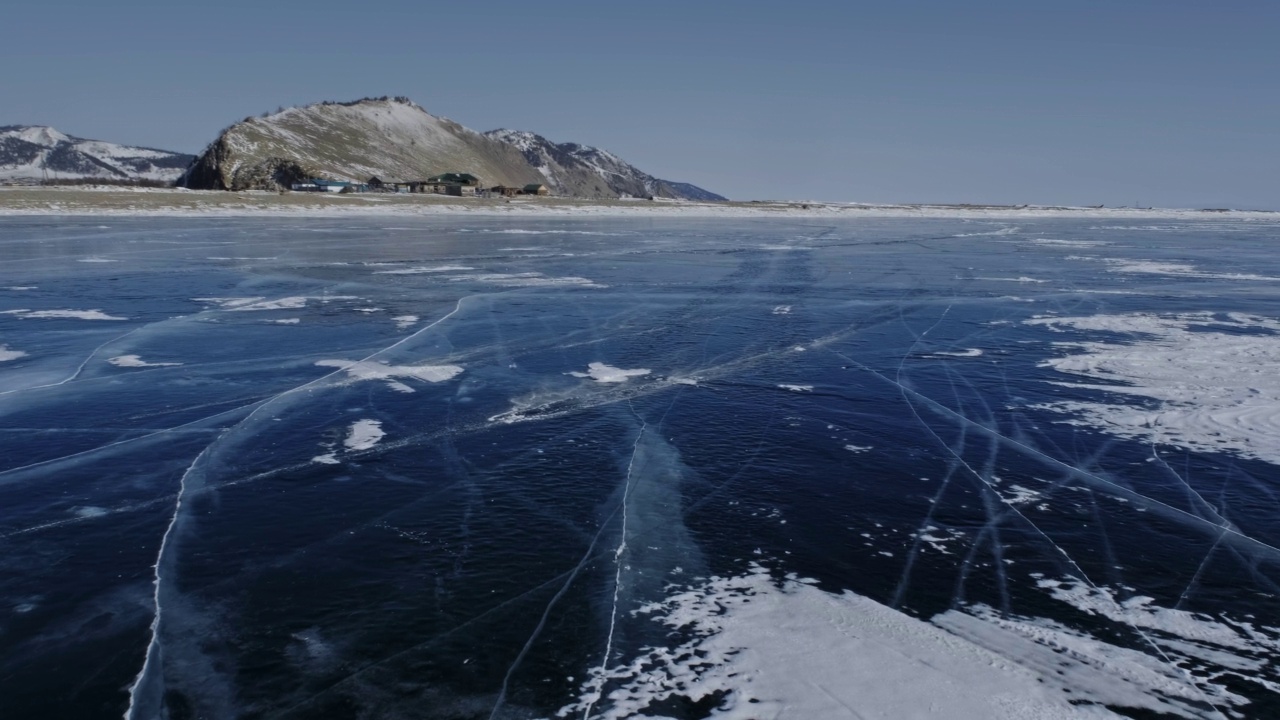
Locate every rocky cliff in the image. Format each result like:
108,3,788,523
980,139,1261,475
180,98,724,200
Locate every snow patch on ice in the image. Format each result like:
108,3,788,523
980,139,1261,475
1001,484,1042,506
343,419,385,452
1029,238,1109,247
0,345,28,361
1098,258,1280,282
915,526,966,554
569,362,650,383
1026,312,1280,465
1,308,127,320
108,355,181,368
447,272,604,288
935,605,1257,718
455,228,632,236
974,276,1048,283
778,384,813,392
373,265,474,275
392,315,418,329
557,563,1143,720
1038,578,1280,657
937,577,1280,716
316,359,463,393
194,295,360,311
954,226,1020,237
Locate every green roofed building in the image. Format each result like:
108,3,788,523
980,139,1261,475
426,172,480,186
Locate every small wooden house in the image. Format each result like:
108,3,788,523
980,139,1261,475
521,183,550,196
490,185,520,197
443,184,477,197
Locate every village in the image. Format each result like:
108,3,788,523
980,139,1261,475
290,172,550,198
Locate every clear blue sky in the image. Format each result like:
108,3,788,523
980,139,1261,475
3,0,1276,208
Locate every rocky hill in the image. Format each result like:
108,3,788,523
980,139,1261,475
483,129,726,200
0,126,194,184
180,97,724,200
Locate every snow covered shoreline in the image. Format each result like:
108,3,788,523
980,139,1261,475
0,186,1275,220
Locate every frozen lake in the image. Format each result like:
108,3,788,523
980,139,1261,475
2,215,1280,719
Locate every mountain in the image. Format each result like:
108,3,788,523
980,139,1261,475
0,126,194,183
179,97,725,200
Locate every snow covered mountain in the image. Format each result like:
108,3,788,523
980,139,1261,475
0,126,194,183
483,129,726,201
180,97,724,200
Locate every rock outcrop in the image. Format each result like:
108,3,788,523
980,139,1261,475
180,97,724,200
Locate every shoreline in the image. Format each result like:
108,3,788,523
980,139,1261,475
0,186,1275,220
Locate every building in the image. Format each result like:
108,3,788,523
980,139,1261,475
427,172,481,187
521,183,550,196
291,178,361,193
490,185,520,197
289,178,372,193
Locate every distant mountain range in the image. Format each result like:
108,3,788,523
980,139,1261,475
179,97,725,200
0,125,194,183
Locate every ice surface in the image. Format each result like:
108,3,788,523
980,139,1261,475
0,345,27,361
5,215,1280,720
